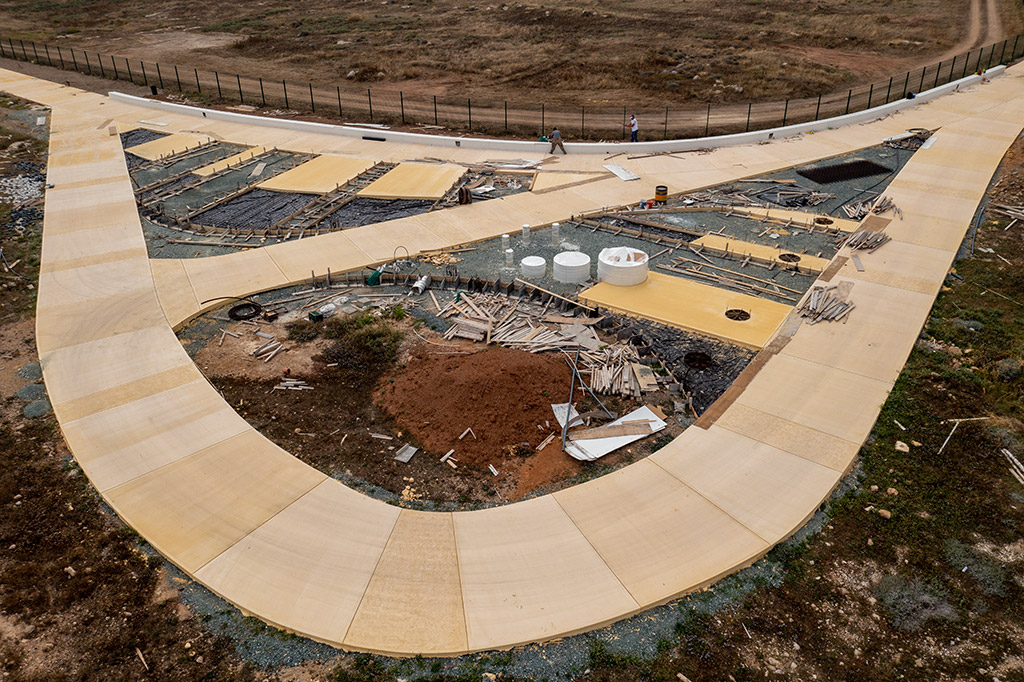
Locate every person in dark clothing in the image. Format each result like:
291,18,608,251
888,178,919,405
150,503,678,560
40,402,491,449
549,127,566,154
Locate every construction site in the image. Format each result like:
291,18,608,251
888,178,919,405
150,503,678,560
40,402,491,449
3,13,1024,682
118,126,923,510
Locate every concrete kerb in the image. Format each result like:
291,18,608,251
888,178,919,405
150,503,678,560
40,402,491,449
108,67,1004,155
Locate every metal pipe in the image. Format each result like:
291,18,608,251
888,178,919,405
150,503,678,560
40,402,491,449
411,274,431,295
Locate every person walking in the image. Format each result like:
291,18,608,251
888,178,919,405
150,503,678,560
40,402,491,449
626,114,639,142
549,127,566,154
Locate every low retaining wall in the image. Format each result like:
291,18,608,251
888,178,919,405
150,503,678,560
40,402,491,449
110,66,1005,155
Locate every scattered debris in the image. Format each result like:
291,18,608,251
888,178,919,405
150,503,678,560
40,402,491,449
565,405,667,461
844,229,891,251
1003,448,1024,486
274,378,313,391
842,195,901,220
394,444,418,463
796,284,855,324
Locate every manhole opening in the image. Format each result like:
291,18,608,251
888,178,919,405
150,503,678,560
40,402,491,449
684,351,714,369
814,217,834,225
725,308,751,321
795,159,892,184
778,253,801,263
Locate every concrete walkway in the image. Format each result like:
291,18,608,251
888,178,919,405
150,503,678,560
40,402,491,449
7,62,1023,655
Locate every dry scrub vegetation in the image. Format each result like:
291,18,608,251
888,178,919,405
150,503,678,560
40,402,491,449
1,0,1022,107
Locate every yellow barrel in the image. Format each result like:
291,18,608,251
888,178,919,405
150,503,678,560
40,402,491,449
655,185,668,204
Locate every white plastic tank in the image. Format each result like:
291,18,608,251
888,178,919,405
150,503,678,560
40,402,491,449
597,246,649,286
553,251,592,283
520,256,546,278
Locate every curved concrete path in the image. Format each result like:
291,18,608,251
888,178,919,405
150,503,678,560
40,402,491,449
7,63,1024,655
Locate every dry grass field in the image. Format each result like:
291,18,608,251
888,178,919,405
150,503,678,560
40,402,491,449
1,0,1022,108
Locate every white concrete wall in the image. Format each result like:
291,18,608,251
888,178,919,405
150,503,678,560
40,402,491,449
110,66,1005,154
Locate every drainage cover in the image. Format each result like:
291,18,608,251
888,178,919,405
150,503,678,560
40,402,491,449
796,159,892,184
725,309,751,321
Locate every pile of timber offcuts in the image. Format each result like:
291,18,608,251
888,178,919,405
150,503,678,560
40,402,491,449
796,284,855,324
437,292,668,399
682,181,835,208
988,203,1024,229
843,229,891,251
842,195,901,220
656,255,803,304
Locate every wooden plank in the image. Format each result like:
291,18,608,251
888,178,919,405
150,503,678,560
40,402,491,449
570,423,653,440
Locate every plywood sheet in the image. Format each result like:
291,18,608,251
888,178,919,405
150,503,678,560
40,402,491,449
692,234,831,273
455,495,638,650
652,425,842,542
150,258,202,330
713,402,860,472
581,272,790,349
357,163,464,200
732,207,860,233
345,511,467,655
36,287,167,353
124,132,212,160
780,277,931,383
197,479,398,645
60,379,252,492
106,430,325,572
735,352,893,444
258,154,376,193
530,171,609,193
40,324,193,405
554,459,767,605
193,146,268,177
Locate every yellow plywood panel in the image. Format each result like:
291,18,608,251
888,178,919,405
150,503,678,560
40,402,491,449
36,288,167,353
692,233,831,273
40,324,193,405
196,479,397,645
257,154,376,193
713,402,860,472
192,146,268,177
652,426,841,542
125,132,213,160
555,459,767,605
455,495,638,650
581,272,790,350
357,163,464,200
736,352,893,444
43,197,143,237
530,171,609,193
734,207,860,233
150,258,202,330
61,379,251,492
53,364,203,424
39,246,148,274
780,277,931,383
263,233,372,283
839,239,956,296
180,247,289,305
342,215,452,262
36,257,153,306
106,430,325,573
346,511,468,655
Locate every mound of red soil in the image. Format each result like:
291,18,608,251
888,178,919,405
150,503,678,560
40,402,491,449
376,346,573,468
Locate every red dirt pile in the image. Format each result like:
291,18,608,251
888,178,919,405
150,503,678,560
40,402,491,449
376,346,573,468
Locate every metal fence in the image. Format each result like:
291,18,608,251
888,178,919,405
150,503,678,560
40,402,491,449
2,34,1022,141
